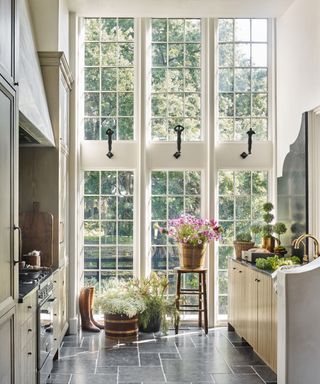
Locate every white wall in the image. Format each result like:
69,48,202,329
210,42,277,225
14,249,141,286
277,0,320,176
28,0,69,61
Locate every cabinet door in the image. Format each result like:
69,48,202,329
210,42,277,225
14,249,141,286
246,268,258,349
59,152,68,266
0,0,16,83
0,307,15,384
257,272,272,365
228,260,236,328
0,78,16,314
236,265,246,339
270,287,277,372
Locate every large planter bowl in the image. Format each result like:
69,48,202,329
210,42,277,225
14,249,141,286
233,241,255,259
104,313,138,339
179,243,207,269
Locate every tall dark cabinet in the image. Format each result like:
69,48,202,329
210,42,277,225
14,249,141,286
0,0,18,383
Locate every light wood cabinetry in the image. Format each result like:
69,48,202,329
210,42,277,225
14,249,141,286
0,0,17,84
0,307,15,384
228,259,277,372
17,290,37,384
0,51,18,382
18,51,72,368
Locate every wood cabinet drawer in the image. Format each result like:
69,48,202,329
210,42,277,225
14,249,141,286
20,338,37,384
20,313,36,349
18,291,37,325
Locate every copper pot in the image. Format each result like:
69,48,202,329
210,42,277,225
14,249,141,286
23,254,41,267
179,243,207,269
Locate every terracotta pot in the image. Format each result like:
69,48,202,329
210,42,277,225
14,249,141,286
233,241,255,259
179,243,207,269
262,236,279,252
104,313,138,339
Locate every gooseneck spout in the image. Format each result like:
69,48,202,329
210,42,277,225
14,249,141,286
293,234,320,263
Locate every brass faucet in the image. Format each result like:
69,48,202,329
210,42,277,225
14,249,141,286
293,234,320,263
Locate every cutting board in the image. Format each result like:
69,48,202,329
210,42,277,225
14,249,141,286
19,202,54,267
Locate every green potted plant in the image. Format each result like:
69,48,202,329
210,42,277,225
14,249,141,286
251,202,287,252
95,279,145,339
233,232,255,259
134,273,178,334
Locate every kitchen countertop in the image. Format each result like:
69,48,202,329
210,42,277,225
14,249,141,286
18,283,38,303
230,257,274,276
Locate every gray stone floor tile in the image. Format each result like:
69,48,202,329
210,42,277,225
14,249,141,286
70,373,117,384
253,365,277,383
50,329,277,384
118,366,165,382
212,373,264,384
230,365,255,374
139,352,161,366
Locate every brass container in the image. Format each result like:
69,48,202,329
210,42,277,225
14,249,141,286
262,236,279,252
233,241,255,259
179,243,207,269
104,313,138,339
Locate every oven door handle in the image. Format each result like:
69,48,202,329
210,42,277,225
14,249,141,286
47,297,57,303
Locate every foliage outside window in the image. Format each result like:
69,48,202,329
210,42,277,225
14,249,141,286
217,170,268,320
151,19,202,141
218,18,269,141
83,18,135,140
83,171,134,291
151,170,201,297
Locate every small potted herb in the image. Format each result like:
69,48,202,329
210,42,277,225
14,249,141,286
233,232,255,259
251,202,287,252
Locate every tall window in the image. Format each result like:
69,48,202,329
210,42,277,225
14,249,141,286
151,170,201,294
217,19,269,141
83,171,134,290
216,170,268,320
151,19,202,141
80,17,273,326
83,18,135,140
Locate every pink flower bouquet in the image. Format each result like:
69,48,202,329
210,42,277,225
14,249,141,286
156,214,222,247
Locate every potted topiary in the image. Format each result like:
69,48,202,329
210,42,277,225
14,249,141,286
95,279,145,339
233,232,255,259
251,202,287,252
135,273,178,334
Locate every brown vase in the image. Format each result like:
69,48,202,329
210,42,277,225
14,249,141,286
179,243,207,269
262,236,279,252
233,241,255,259
104,313,139,339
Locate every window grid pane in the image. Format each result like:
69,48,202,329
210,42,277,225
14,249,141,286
84,18,135,141
217,19,269,142
83,170,134,291
216,170,268,320
151,170,202,298
151,19,202,142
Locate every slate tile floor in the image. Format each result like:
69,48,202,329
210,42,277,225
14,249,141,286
48,328,277,384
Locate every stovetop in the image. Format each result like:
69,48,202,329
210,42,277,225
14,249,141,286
19,268,53,302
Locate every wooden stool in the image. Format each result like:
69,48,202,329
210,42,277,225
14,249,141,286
174,267,208,335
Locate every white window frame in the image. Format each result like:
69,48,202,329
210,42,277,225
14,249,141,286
77,17,275,328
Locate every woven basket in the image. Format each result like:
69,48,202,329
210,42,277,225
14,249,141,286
233,241,255,259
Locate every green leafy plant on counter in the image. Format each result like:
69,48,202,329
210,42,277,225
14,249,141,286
255,255,301,271
235,232,252,242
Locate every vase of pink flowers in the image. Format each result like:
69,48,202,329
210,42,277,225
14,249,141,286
157,215,222,269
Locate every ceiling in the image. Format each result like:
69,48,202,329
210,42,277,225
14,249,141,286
67,0,296,18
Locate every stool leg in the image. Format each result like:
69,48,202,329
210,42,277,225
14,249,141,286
202,271,208,335
198,272,202,327
175,272,181,334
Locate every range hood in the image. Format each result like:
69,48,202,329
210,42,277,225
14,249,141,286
18,0,55,147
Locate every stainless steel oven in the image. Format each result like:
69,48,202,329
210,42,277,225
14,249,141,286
38,275,55,384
